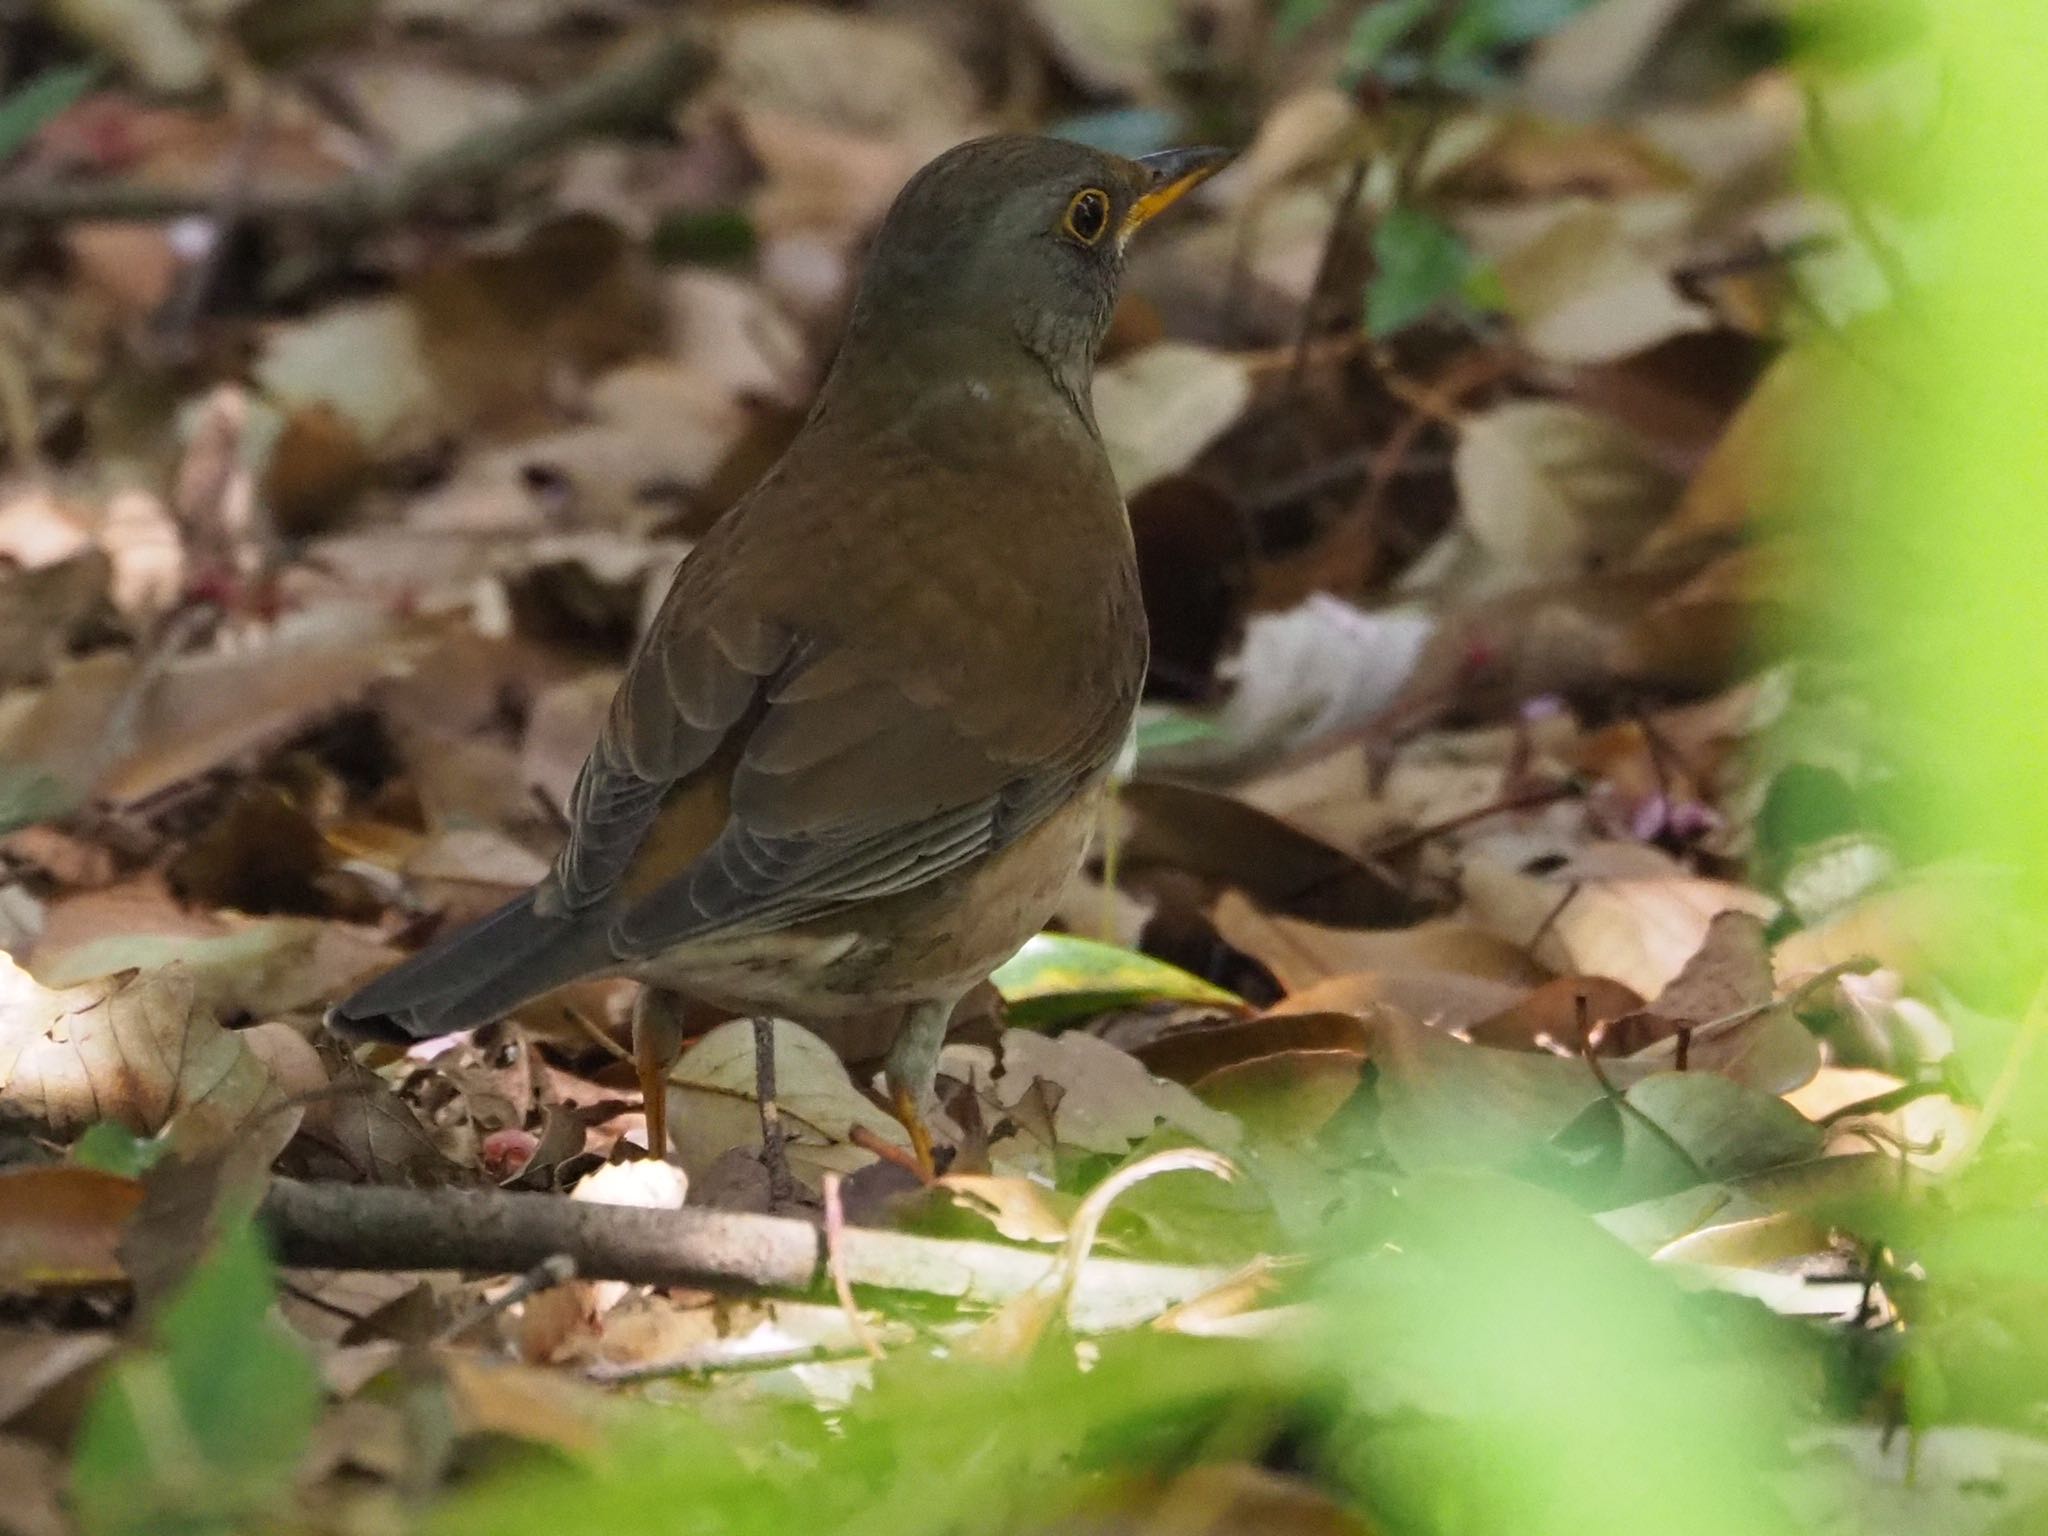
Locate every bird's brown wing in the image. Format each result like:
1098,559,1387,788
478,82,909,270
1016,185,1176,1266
548,554,1139,962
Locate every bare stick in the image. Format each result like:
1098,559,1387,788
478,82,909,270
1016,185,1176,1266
0,26,711,227
258,1177,1228,1333
753,1016,796,1211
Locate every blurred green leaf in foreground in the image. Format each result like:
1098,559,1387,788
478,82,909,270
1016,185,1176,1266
71,1219,320,1536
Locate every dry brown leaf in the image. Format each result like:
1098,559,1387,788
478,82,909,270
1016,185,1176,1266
1487,206,1710,365
0,1166,142,1290
1459,849,1776,998
965,1030,1241,1158
1122,780,1417,930
719,5,982,143
1455,400,1679,575
1096,344,1252,497
1465,974,1647,1050
1133,1009,1372,1086
1213,893,1549,993
0,955,300,1155
1270,970,1527,1033
1364,1005,1619,1171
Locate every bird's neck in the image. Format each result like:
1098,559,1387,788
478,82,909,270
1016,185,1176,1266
813,314,1103,447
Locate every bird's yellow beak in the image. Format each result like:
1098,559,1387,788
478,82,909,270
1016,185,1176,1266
1123,145,1233,235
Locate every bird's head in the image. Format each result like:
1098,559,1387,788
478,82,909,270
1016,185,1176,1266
838,135,1230,410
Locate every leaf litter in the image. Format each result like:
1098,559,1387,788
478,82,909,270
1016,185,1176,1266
0,0,2024,1532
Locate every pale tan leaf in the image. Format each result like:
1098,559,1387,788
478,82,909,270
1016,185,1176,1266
1096,344,1252,497
0,955,293,1155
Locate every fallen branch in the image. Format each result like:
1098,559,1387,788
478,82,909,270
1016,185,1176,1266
258,1177,1232,1333
0,25,712,227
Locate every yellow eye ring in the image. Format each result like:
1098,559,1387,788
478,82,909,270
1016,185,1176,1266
1062,187,1112,246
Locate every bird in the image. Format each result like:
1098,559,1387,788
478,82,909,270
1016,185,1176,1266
327,133,1230,1178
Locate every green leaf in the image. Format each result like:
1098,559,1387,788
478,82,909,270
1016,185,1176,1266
1442,0,1599,55
992,932,1247,1029
71,1123,167,1179
0,61,103,165
1132,707,1223,759
72,1219,320,1536
1367,206,1476,335
1276,0,1336,41
1343,0,1435,76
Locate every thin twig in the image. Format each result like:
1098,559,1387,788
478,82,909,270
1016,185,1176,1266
0,26,711,227
824,1172,885,1360
435,1254,577,1345
1365,780,1581,859
753,1016,796,1212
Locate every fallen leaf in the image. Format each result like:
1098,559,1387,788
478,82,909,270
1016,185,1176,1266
992,932,1248,1030
0,1166,141,1290
1133,597,1437,778
978,1029,1241,1157
1614,1070,1825,1191
1466,974,1646,1049
669,1018,909,1191
0,955,297,1156
1273,970,1529,1033
1615,909,1820,1094
1455,399,1679,576
1214,893,1550,993
1365,1006,1619,1172
1121,780,1420,929
1095,344,1251,497
1459,848,1777,998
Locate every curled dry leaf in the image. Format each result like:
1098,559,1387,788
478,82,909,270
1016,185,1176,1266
1465,974,1646,1050
0,954,304,1157
961,1147,1239,1362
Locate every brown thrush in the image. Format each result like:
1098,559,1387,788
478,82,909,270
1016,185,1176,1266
328,134,1229,1174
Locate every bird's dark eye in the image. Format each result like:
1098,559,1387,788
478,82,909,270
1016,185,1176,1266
1062,188,1111,246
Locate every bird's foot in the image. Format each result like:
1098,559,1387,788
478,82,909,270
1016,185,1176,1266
888,1083,938,1181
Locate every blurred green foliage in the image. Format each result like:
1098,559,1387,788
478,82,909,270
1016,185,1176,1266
71,1220,320,1536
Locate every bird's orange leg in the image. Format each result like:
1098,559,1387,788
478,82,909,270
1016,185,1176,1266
632,987,688,1158
883,998,953,1179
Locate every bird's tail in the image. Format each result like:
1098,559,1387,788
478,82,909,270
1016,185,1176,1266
327,889,609,1044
